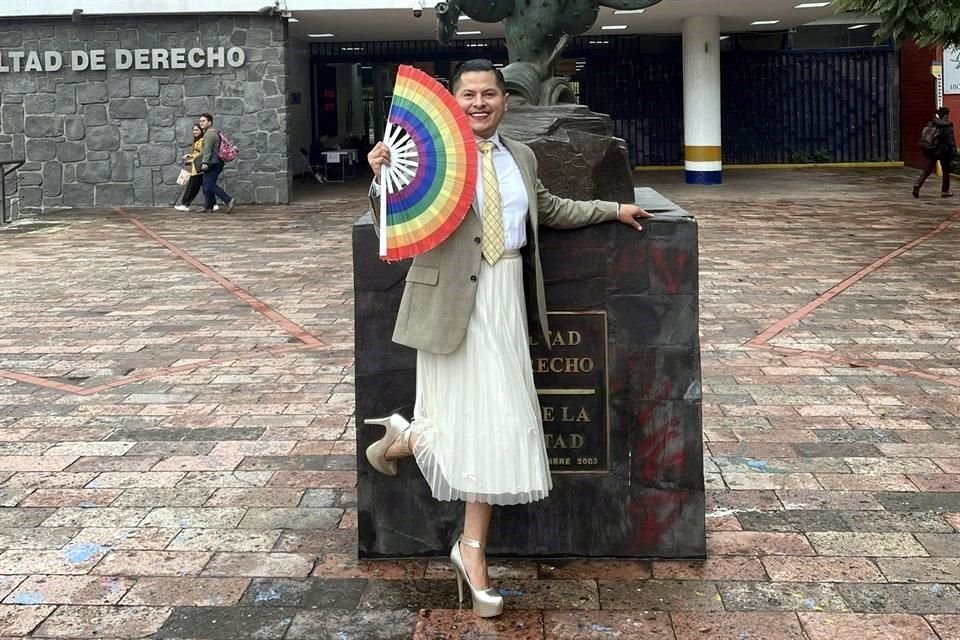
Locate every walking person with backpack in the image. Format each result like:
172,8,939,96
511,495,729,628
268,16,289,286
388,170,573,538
198,113,237,213
914,107,957,199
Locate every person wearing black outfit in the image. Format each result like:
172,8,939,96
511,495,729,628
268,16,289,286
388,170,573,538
914,107,957,199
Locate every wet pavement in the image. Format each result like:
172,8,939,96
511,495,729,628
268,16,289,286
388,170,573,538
0,168,959,638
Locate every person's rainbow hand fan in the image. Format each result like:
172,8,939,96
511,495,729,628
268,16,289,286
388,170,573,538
378,65,478,261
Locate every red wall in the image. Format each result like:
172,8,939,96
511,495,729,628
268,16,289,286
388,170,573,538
900,41,938,168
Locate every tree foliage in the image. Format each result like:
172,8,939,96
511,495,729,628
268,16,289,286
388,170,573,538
831,0,960,48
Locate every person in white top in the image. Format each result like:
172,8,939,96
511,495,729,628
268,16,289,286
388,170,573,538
365,59,651,618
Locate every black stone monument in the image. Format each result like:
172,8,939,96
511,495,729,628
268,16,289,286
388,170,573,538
353,188,704,559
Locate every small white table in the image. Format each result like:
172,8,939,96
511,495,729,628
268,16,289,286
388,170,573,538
323,149,359,182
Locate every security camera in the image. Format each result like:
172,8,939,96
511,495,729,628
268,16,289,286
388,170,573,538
412,0,423,18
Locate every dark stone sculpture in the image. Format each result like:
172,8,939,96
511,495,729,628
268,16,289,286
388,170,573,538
354,189,705,559
436,0,664,105
500,103,635,204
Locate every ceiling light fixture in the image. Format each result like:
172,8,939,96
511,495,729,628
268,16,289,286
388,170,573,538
613,8,644,13
456,30,482,35
751,20,780,26
601,25,628,30
308,33,335,38
795,2,830,7
848,23,870,30
287,17,298,22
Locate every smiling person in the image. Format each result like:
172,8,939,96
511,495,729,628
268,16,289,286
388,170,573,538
364,59,651,618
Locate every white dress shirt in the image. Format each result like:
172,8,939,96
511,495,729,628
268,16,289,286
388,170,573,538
476,133,529,251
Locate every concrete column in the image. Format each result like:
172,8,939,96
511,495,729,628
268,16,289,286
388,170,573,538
682,16,722,185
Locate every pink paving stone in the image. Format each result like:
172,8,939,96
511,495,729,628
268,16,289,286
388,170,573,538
908,474,960,492
33,605,171,638
120,577,250,606
926,615,960,639
761,557,884,582
0,604,55,635
312,553,426,579
415,609,544,640
672,612,806,640
288,441,335,456
204,488,304,507
651,557,768,581
933,460,960,474
18,489,122,508
201,552,315,577
799,613,937,640
267,470,356,488
91,551,212,576
706,515,742,531
543,610,675,639
338,509,358,529
4,576,134,605
328,441,359,455
0,456,78,472
538,560,651,581
150,455,244,472
707,532,815,557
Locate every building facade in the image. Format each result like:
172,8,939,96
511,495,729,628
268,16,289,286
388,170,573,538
0,1,915,215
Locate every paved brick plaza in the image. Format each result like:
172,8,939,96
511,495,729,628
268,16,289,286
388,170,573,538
1,168,959,639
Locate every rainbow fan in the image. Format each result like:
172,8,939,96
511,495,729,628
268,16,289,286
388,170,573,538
378,65,478,261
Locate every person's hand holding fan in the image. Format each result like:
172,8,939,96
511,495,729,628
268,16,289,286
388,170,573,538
376,65,478,261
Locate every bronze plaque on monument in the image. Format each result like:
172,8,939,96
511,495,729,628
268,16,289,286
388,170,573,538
532,312,608,474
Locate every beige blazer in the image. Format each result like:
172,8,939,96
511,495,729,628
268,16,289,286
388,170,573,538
371,135,619,355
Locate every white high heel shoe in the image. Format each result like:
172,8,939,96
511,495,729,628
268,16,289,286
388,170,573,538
363,414,411,476
449,534,503,618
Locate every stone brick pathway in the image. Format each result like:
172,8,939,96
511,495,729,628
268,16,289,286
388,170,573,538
0,168,958,638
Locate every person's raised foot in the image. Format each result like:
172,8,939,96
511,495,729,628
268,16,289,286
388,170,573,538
943,192,954,198
174,204,190,212
912,186,920,199
363,414,411,476
224,199,236,213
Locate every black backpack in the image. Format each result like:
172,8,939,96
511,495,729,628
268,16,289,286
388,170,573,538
919,121,940,151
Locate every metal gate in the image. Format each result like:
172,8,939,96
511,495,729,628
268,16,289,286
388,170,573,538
579,46,896,166
313,39,897,166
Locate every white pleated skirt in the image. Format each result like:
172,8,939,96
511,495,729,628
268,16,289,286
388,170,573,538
411,252,553,506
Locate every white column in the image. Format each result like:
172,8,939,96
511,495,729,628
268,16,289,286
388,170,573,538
682,16,722,184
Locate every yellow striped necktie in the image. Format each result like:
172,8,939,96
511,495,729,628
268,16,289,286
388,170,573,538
478,140,504,265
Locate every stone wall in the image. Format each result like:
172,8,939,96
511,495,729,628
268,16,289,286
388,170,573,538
0,15,289,212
